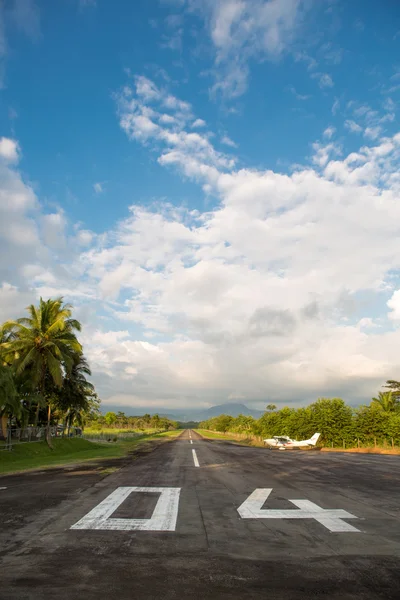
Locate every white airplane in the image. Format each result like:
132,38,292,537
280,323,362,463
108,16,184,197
264,433,321,450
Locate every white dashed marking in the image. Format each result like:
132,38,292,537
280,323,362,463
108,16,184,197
192,449,200,467
190,440,193,444
71,487,181,531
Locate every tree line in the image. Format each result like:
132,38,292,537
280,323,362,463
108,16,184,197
0,297,98,447
199,385,400,447
87,410,178,431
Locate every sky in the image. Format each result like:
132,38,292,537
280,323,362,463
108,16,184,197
1,0,400,414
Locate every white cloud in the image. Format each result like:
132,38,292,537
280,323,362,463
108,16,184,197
0,137,20,162
323,126,335,139
312,72,334,89
388,290,400,321
192,118,206,128
364,126,382,140
287,85,311,101
187,0,313,99
61,77,400,409
93,182,103,194
4,79,400,412
41,212,67,249
345,120,362,134
332,98,340,115
221,134,237,148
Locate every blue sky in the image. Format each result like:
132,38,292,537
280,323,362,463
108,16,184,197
1,0,400,413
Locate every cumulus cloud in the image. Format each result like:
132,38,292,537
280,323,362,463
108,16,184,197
93,182,103,194
56,75,400,410
4,76,400,412
0,137,20,162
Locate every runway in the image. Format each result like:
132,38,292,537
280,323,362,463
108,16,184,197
1,430,400,599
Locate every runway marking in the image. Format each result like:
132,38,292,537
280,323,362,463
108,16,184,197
192,448,200,467
237,489,360,533
71,487,181,532
190,440,193,444
0,487,7,490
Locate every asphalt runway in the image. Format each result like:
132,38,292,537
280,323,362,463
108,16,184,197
1,430,400,599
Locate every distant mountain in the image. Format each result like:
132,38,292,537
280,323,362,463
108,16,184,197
100,402,264,423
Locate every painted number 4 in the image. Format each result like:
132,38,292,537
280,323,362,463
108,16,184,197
237,488,360,532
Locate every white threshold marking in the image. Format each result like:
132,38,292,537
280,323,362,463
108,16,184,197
71,487,181,531
192,448,200,467
0,487,7,490
237,489,360,533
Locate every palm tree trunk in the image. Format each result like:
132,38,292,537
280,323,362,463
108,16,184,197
45,403,53,449
34,402,40,426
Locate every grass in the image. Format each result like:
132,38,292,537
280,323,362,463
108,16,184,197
0,430,183,475
321,446,400,455
195,429,265,447
84,427,161,435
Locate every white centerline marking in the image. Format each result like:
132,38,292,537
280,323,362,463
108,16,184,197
0,487,7,490
190,440,193,444
71,487,181,531
192,448,200,467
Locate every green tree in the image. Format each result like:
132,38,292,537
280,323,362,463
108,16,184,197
1,297,82,446
54,355,94,435
266,404,277,412
104,411,117,427
371,391,399,413
0,363,19,441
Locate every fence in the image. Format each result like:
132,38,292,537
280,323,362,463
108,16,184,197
0,426,82,451
202,430,400,450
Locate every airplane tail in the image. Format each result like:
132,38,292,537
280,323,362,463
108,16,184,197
308,433,321,446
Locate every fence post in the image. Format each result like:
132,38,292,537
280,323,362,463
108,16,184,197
343,439,345,449
357,439,360,448
374,437,377,448
392,438,395,449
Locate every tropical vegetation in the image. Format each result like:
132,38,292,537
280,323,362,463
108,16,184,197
199,390,400,448
0,297,97,447
85,410,177,432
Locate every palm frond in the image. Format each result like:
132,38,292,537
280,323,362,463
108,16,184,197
46,351,63,388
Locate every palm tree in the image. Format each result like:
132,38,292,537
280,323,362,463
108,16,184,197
1,297,82,447
0,363,19,445
371,391,399,412
54,355,94,436
384,380,400,400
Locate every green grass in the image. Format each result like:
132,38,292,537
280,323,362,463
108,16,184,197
0,430,183,475
195,429,265,447
84,427,160,435
195,429,242,441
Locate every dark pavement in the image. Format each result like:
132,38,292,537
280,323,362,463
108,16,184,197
1,430,400,599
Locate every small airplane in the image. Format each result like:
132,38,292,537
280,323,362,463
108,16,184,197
264,433,321,450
